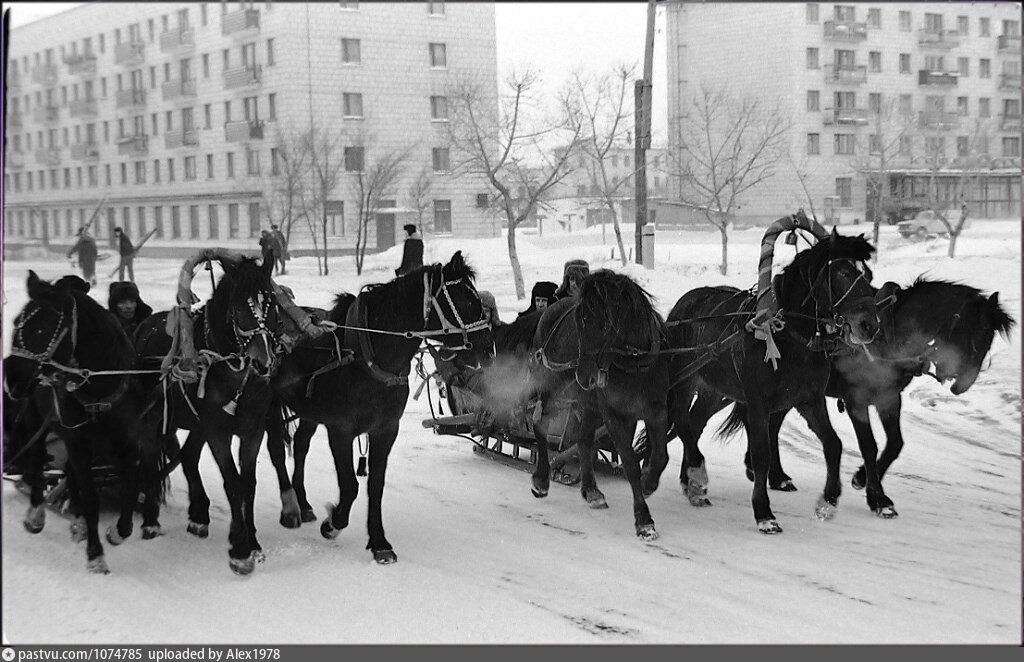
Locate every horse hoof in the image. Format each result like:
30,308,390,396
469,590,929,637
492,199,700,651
772,480,797,492
252,549,267,563
320,520,340,540
851,469,866,490
815,496,838,521
87,556,110,575
300,508,317,523
187,521,209,538
583,491,608,509
70,518,87,543
635,524,658,542
23,505,46,534
105,525,129,545
757,519,783,534
280,513,302,529
688,495,713,507
142,525,163,540
372,549,398,564
229,556,256,576
874,505,899,519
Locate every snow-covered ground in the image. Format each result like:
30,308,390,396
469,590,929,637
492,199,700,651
2,220,1020,644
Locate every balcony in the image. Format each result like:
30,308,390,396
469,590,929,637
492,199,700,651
224,120,264,142
6,151,26,169
8,111,23,128
1000,113,1022,132
160,27,195,53
162,78,197,101
164,129,199,149
918,70,959,86
34,147,61,166
823,107,869,126
918,29,960,49
999,73,1022,90
115,88,147,109
114,41,146,66
70,142,100,161
69,98,98,118
31,64,58,86
823,64,867,85
222,8,260,36
823,20,867,41
32,106,60,124
997,34,1022,54
116,134,149,157
223,65,262,90
65,53,97,76
917,111,960,130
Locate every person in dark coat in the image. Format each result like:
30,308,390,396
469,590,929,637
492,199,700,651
258,230,282,272
395,224,424,277
553,259,590,300
270,224,289,275
517,281,558,320
113,226,136,283
108,281,153,340
67,227,98,286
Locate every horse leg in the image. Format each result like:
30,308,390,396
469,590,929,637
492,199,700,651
320,425,357,541
66,440,109,573
365,423,399,564
676,387,724,506
742,392,781,534
598,394,657,540
139,430,174,539
205,434,254,575
292,419,318,522
530,393,554,499
107,421,140,546
21,419,50,535
845,400,897,518
766,410,797,491
180,430,211,538
872,395,905,486
573,411,607,509
265,409,301,529
639,386,670,498
795,397,843,521
238,432,264,562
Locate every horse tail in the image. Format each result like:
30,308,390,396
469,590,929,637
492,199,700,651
155,432,181,501
717,403,747,441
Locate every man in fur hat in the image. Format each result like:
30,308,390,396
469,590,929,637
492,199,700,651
553,259,590,300
108,281,153,339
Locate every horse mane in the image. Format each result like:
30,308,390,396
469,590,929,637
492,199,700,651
357,264,440,327
70,289,134,369
219,256,271,303
329,292,356,324
577,270,661,348
907,277,1015,338
778,232,875,308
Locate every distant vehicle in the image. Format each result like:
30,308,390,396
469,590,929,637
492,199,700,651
881,195,931,224
896,209,968,240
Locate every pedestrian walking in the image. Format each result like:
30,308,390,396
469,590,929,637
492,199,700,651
66,227,99,286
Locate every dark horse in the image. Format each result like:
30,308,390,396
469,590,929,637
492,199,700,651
4,272,163,573
667,229,879,533
713,277,1015,516
264,252,492,564
133,253,282,575
528,270,670,540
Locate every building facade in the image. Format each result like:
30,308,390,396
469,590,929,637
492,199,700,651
3,1,498,255
665,2,1022,226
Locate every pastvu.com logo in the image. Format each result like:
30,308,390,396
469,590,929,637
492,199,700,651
2,647,15,661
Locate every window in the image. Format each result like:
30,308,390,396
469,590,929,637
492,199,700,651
428,1,445,16
267,39,275,66
957,136,969,157
134,161,146,184
979,98,990,118
165,110,173,132
222,49,230,71
925,13,943,33
925,136,945,159
1002,137,1020,158
869,134,882,154
163,62,171,82
433,200,452,233
957,96,968,116
429,43,447,68
224,101,232,123
339,1,359,9
431,95,449,120
925,55,945,72
834,5,854,21
869,92,881,113
432,147,450,173
101,78,108,98
869,51,881,73
99,33,105,53
152,206,163,238
243,96,259,121
168,158,175,182
957,16,968,35
88,166,97,187
1004,98,1021,118
268,94,276,121
184,155,197,180
241,43,256,68
171,206,181,239
344,146,364,172
806,133,820,155
958,57,969,77
208,204,219,239
202,54,210,78
899,10,910,31
149,67,157,89
151,113,159,136
228,204,239,238
980,59,991,79
806,90,819,112
120,162,128,185
899,54,911,74
246,148,260,175
154,159,161,183
834,134,855,155
226,152,235,178
325,201,345,235
248,203,261,238
204,104,212,129
105,164,111,186
980,17,990,37
806,47,819,70
63,168,71,188
136,207,147,236
206,154,214,179
868,8,880,28
201,3,208,26
271,147,280,175
835,178,852,207
189,205,200,239
343,93,363,118
806,3,818,23
341,38,361,64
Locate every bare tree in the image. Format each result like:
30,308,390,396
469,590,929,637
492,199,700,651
408,167,435,234
563,63,636,266
784,149,821,224
265,127,310,250
448,69,583,299
348,134,415,275
666,86,789,275
300,124,347,276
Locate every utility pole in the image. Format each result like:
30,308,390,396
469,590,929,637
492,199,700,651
634,0,657,265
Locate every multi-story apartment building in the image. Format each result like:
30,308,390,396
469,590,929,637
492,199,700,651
551,143,670,200
665,2,1022,226
3,1,498,255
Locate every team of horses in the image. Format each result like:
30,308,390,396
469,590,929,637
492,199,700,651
2,212,1014,574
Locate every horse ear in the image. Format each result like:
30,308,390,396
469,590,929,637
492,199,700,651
830,226,839,240
449,250,464,267
26,270,44,299
988,292,1000,309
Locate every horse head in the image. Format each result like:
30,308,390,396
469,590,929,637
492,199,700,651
424,251,493,371
213,255,280,377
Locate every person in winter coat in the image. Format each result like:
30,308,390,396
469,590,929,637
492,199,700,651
270,224,289,275
258,230,282,272
107,281,153,340
517,281,558,320
552,259,590,300
113,226,136,283
395,224,424,277
67,227,98,286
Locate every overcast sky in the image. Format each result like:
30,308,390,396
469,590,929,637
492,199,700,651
4,2,668,142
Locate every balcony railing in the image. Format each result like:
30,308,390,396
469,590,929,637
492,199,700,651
823,20,867,41
6,151,26,169
8,111,23,128
223,65,262,90
34,147,61,166
918,70,959,86
114,41,146,66
823,107,869,126
224,120,264,142
116,134,149,156
222,8,260,35
65,53,97,76
70,143,100,161
997,34,1022,53
918,28,960,49
162,78,197,101
999,73,1022,90
31,64,59,86
1000,113,1022,132
917,111,960,130
115,88,147,109
164,129,199,149
823,64,867,85
32,106,60,124
69,98,98,117
160,27,195,53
